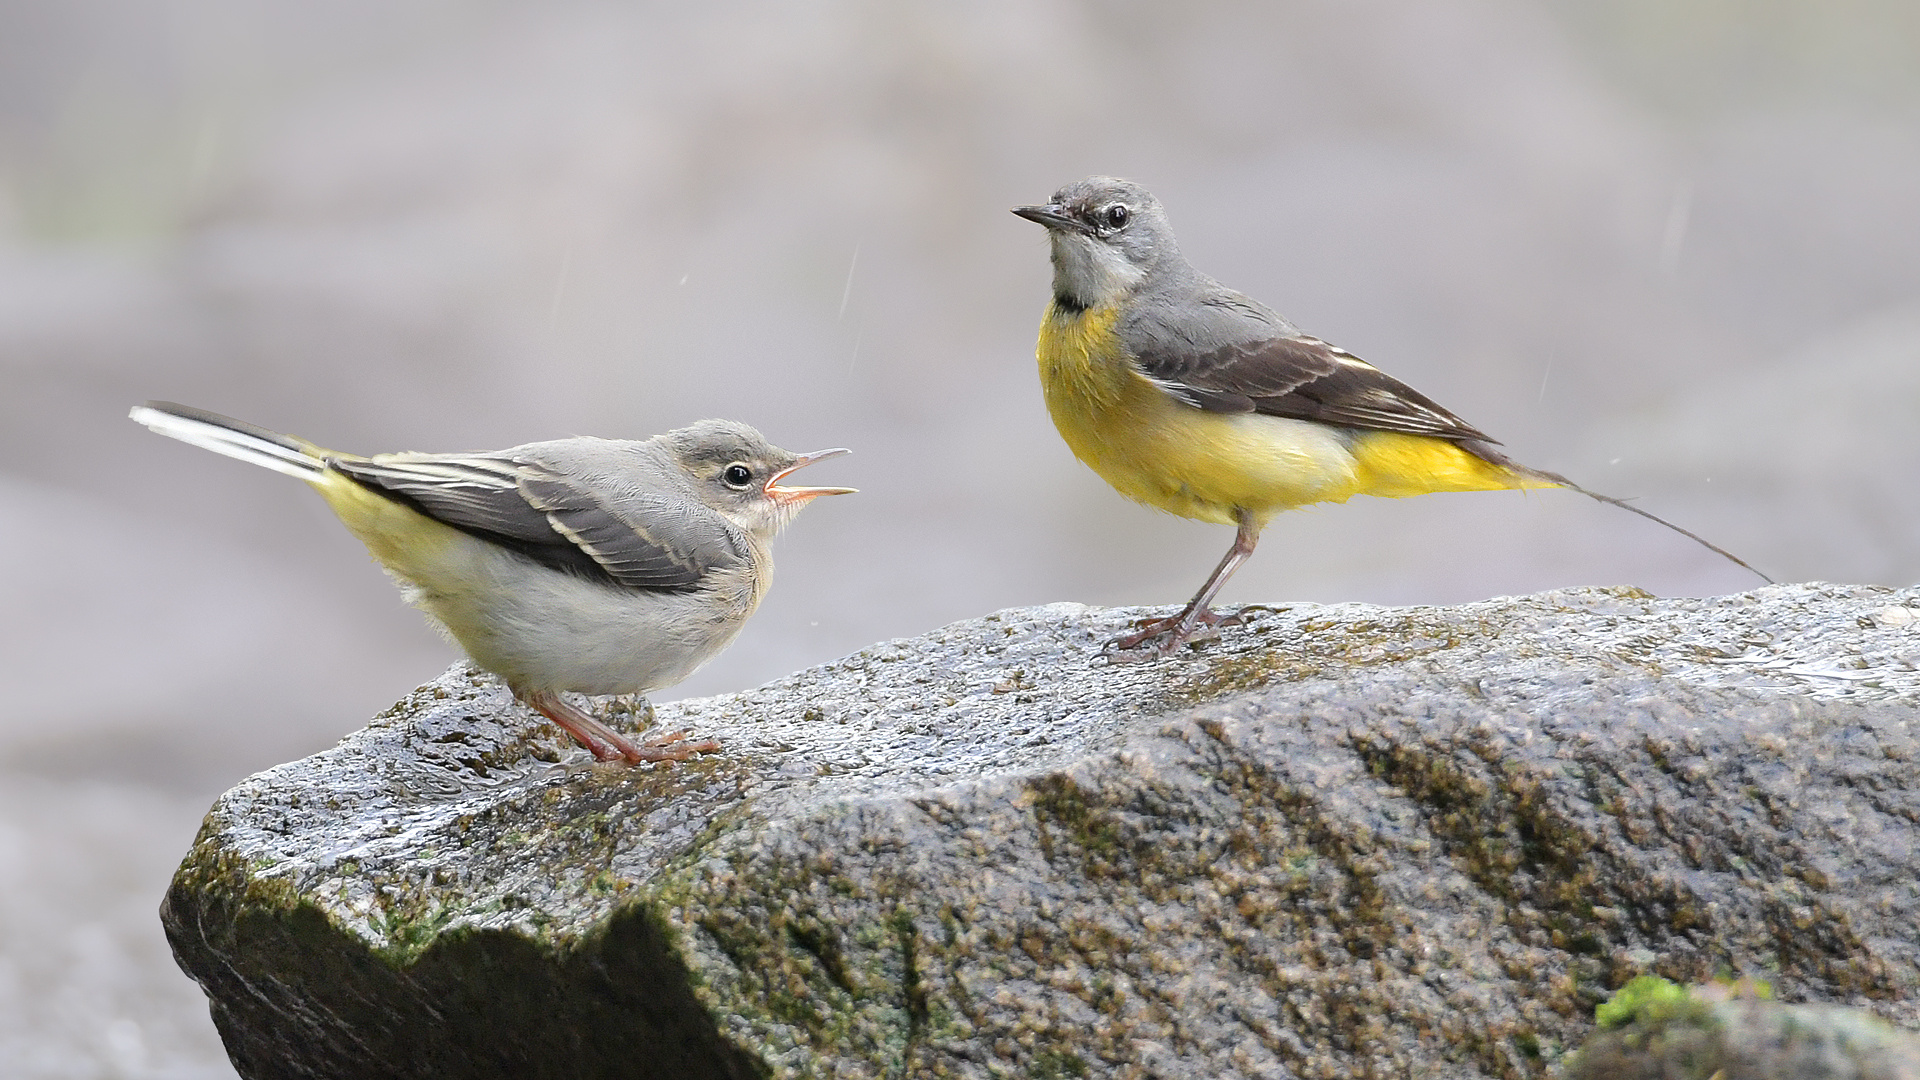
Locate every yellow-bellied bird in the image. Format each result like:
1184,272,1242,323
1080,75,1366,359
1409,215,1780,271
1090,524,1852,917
1015,176,1766,659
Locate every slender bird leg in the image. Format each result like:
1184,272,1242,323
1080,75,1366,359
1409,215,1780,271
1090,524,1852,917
523,690,629,761
522,690,721,764
1107,510,1262,661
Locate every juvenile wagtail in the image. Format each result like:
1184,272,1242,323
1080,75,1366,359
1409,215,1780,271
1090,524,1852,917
130,402,853,762
1014,176,1768,660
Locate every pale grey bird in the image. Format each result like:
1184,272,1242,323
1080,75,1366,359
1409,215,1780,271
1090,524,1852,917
130,402,853,764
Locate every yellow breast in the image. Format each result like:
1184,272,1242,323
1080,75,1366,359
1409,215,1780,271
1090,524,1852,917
1035,302,1541,526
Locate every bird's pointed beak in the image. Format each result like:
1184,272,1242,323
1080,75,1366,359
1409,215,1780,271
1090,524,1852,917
766,448,855,503
1012,203,1089,233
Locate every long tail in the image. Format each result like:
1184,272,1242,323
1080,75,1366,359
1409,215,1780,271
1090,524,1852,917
129,401,328,481
1463,440,1774,584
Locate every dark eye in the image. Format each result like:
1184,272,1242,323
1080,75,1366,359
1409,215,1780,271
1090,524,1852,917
1103,204,1130,229
722,463,754,489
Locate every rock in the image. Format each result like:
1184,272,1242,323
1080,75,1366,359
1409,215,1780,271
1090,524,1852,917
163,583,1920,1079
1567,976,1920,1079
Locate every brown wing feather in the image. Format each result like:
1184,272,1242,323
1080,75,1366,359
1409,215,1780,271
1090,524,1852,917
1142,335,1497,442
1122,290,1497,443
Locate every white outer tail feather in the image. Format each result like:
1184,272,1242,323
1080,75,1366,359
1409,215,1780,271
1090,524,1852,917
129,404,325,482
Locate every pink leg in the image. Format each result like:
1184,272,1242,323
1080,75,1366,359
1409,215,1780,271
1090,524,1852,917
522,690,722,764
1106,510,1262,662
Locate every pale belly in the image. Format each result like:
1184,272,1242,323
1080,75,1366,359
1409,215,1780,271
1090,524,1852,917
318,477,759,696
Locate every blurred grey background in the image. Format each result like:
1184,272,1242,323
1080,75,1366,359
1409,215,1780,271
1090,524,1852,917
1,0,1915,1074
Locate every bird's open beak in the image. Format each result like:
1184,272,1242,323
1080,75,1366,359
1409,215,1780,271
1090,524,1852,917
766,448,855,503
1012,203,1089,233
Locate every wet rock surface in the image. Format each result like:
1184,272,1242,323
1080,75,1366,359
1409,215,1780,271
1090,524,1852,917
163,583,1920,1079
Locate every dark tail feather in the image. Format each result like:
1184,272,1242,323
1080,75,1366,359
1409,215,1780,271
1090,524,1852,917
1541,471,1775,584
130,401,330,481
1462,440,1774,584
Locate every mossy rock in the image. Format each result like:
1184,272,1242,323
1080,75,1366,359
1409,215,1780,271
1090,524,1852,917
164,586,1920,1078
1570,977,1920,1079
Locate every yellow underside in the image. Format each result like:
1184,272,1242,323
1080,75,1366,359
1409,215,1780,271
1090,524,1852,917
311,470,469,582
1036,302,1556,527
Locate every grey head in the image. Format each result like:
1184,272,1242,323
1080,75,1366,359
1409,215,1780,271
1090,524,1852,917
659,419,854,542
1013,176,1187,312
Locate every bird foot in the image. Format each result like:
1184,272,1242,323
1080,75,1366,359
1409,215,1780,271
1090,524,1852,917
524,691,721,765
1102,606,1245,661
624,729,723,763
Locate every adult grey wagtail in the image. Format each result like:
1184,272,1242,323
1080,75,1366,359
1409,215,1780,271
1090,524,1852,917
130,401,853,764
1014,175,1768,660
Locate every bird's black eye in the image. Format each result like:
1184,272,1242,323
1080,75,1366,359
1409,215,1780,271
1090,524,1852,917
1103,204,1131,229
722,463,754,489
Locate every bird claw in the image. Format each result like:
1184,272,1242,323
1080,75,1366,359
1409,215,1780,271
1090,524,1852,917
525,690,721,765
623,729,723,763
1109,616,1179,651
1104,606,1245,658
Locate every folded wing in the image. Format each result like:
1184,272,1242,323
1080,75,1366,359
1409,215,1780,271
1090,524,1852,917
330,453,743,590
1123,291,1498,443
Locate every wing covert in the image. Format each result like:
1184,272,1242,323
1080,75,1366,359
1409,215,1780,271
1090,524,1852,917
1122,289,1498,443
330,453,744,590
517,472,741,589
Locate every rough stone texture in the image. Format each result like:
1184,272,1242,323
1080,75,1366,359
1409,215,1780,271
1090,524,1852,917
163,583,1920,1079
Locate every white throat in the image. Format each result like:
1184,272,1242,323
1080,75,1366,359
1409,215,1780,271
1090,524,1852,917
1050,233,1145,310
